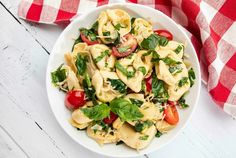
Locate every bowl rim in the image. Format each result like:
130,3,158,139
46,3,201,157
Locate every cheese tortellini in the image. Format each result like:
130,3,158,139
51,8,196,151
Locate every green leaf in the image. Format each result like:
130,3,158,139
103,31,110,36
126,53,134,59
134,120,153,132
142,50,153,56
151,51,161,62
139,135,149,140
51,64,67,85
174,45,183,54
129,98,143,107
117,46,130,53
81,103,110,121
72,36,83,51
82,78,98,105
107,78,127,94
155,130,163,138
80,28,97,41
110,98,143,121
138,66,146,75
169,65,183,74
75,54,87,75
178,96,189,109
162,57,181,65
188,68,196,87
115,62,135,78
94,50,110,63
114,23,125,31
131,18,136,25
141,34,169,50
178,77,189,87
91,21,98,32
152,73,169,103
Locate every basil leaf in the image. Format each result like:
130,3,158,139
152,73,169,103
94,50,110,63
151,51,161,62
131,18,136,25
114,32,121,45
138,66,146,75
115,62,135,78
91,21,98,32
178,96,189,109
169,65,183,74
80,28,97,41
135,120,153,132
130,18,136,34
178,77,189,87
129,98,143,107
142,50,153,56
174,45,183,54
103,31,110,36
81,103,110,121
107,78,127,94
139,135,149,140
114,23,125,31
126,53,134,59
72,36,82,51
82,78,97,105
155,130,163,138
110,98,143,121
188,68,196,87
141,34,169,50
117,46,130,53
162,57,181,65
75,54,87,75
51,64,67,85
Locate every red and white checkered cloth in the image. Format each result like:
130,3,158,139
18,0,236,117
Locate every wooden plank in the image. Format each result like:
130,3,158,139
0,125,28,158
1,0,63,53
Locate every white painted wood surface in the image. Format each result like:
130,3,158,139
0,0,236,158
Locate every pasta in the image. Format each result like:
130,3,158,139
51,9,196,150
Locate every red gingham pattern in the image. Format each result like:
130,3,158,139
18,0,236,117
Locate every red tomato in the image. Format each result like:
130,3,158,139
80,33,99,45
163,103,179,125
145,75,152,92
103,112,118,125
65,90,86,110
167,100,177,106
154,30,173,40
112,33,137,57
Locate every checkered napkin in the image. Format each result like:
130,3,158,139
18,0,236,117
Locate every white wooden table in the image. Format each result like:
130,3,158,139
1,0,236,158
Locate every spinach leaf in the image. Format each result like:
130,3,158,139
72,36,82,51
188,68,196,87
130,18,136,34
114,23,125,31
162,57,181,65
107,78,127,94
51,64,67,85
134,120,153,132
142,50,153,56
138,66,146,75
115,62,135,78
81,103,110,121
117,46,130,53
178,96,189,109
80,28,97,41
129,98,143,107
174,45,183,54
169,65,183,74
151,51,161,62
152,73,169,103
94,50,110,63
141,34,169,50
91,21,98,32
139,135,149,140
178,77,189,87
103,31,110,36
131,18,136,25
155,130,163,138
75,54,87,75
110,98,143,121
114,32,121,45
82,77,97,105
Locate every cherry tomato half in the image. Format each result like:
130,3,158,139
145,75,152,92
167,100,177,106
65,90,86,110
103,111,118,125
112,33,137,57
163,103,179,125
154,30,173,40
80,33,99,45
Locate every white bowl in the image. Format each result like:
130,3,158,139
46,3,201,157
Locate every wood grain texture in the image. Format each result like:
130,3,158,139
0,0,236,158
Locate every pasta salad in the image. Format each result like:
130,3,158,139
51,9,196,150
